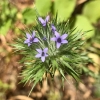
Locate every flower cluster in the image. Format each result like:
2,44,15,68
24,15,68,62
13,14,90,94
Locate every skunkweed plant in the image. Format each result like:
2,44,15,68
13,15,91,95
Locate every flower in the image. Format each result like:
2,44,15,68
38,15,50,26
35,48,48,62
42,37,47,40
24,31,39,46
51,31,68,48
51,25,56,32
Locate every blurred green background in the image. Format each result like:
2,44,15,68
0,0,100,100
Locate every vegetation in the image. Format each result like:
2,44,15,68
0,0,100,100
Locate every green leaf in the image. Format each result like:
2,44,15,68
59,68,66,80
83,0,100,23
73,15,94,39
60,59,79,79
29,65,46,96
0,20,11,35
5,8,10,16
54,0,76,22
10,8,17,17
22,8,36,24
35,0,51,16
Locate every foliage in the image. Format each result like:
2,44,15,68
35,0,51,16
54,0,76,22
1,0,100,40
94,76,100,97
21,8,36,24
1,0,100,99
83,0,100,23
12,15,91,95
20,0,100,39
0,80,10,90
0,0,17,35
73,15,94,39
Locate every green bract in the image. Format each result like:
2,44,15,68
13,15,90,95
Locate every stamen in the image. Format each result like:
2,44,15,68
30,37,34,42
42,52,45,56
57,38,61,43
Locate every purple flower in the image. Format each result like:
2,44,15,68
35,48,48,62
24,31,39,46
38,15,50,26
51,31,68,48
51,25,56,32
42,37,47,40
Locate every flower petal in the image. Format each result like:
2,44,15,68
32,31,35,37
26,33,31,38
42,23,46,26
45,15,50,22
54,31,60,37
41,56,45,62
56,42,61,48
43,48,48,53
28,43,31,46
33,38,39,42
35,54,41,58
51,25,56,32
24,39,29,43
36,49,42,53
61,40,68,44
61,34,68,39
45,54,48,57
38,17,45,24
51,37,56,41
